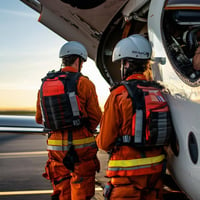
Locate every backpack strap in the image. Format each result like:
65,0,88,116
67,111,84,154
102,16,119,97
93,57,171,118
121,80,146,144
64,72,82,124
63,72,82,93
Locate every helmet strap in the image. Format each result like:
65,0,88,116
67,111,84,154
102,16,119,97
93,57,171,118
121,60,129,80
78,57,82,72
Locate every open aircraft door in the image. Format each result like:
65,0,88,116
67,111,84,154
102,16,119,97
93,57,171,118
33,0,129,82
148,1,200,200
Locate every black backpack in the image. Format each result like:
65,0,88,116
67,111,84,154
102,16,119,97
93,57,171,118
40,70,82,131
117,80,173,147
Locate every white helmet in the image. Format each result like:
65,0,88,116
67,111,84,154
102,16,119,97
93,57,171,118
59,41,88,61
112,34,152,62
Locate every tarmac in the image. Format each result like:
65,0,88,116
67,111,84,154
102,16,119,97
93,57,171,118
93,149,110,200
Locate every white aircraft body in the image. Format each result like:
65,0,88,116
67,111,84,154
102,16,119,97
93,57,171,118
14,0,200,199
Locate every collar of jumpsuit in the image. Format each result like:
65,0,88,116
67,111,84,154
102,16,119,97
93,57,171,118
61,66,78,73
126,73,147,81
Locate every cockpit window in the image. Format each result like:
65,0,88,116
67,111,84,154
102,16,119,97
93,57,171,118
162,0,200,86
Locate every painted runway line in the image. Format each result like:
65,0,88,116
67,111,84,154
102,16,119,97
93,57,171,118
0,187,103,196
0,151,48,158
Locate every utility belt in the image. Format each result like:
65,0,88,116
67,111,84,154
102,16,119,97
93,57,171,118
44,117,93,133
116,135,134,145
116,135,164,148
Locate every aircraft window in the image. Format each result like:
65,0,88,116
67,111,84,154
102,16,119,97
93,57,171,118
162,6,200,86
172,11,200,25
166,0,200,10
188,132,198,164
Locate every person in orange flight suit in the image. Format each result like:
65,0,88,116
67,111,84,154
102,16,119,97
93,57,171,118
143,60,153,81
96,35,165,200
193,45,200,71
36,41,102,200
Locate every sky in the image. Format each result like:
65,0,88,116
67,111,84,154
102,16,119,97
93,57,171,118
0,0,110,111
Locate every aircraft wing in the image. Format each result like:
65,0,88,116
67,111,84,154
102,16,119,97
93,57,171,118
20,0,150,85
20,0,200,85
21,0,128,59
0,115,44,133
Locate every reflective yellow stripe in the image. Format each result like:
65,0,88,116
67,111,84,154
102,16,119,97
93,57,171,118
47,143,97,151
48,136,95,146
108,154,165,168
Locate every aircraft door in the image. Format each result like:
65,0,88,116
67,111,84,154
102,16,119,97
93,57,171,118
147,0,167,82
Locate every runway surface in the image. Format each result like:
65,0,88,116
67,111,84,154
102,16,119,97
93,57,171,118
0,133,107,200
0,132,190,200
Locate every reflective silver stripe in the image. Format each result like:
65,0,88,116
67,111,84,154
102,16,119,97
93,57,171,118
108,162,162,172
48,145,70,151
47,142,97,151
69,92,80,117
157,112,167,145
134,109,143,143
108,164,152,171
122,135,131,143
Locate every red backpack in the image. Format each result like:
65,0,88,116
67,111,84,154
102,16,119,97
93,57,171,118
40,71,82,131
118,80,173,147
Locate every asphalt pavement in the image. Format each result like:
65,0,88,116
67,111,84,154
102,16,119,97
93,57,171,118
0,133,190,200
0,133,107,200
0,133,50,200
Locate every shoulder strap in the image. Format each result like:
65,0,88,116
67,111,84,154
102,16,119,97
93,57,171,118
63,72,82,122
121,80,146,144
121,80,145,109
42,70,63,80
110,82,121,92
64,72,82,94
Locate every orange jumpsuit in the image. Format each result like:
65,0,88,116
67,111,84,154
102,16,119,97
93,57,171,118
36,66,102,200
96,74,165,200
